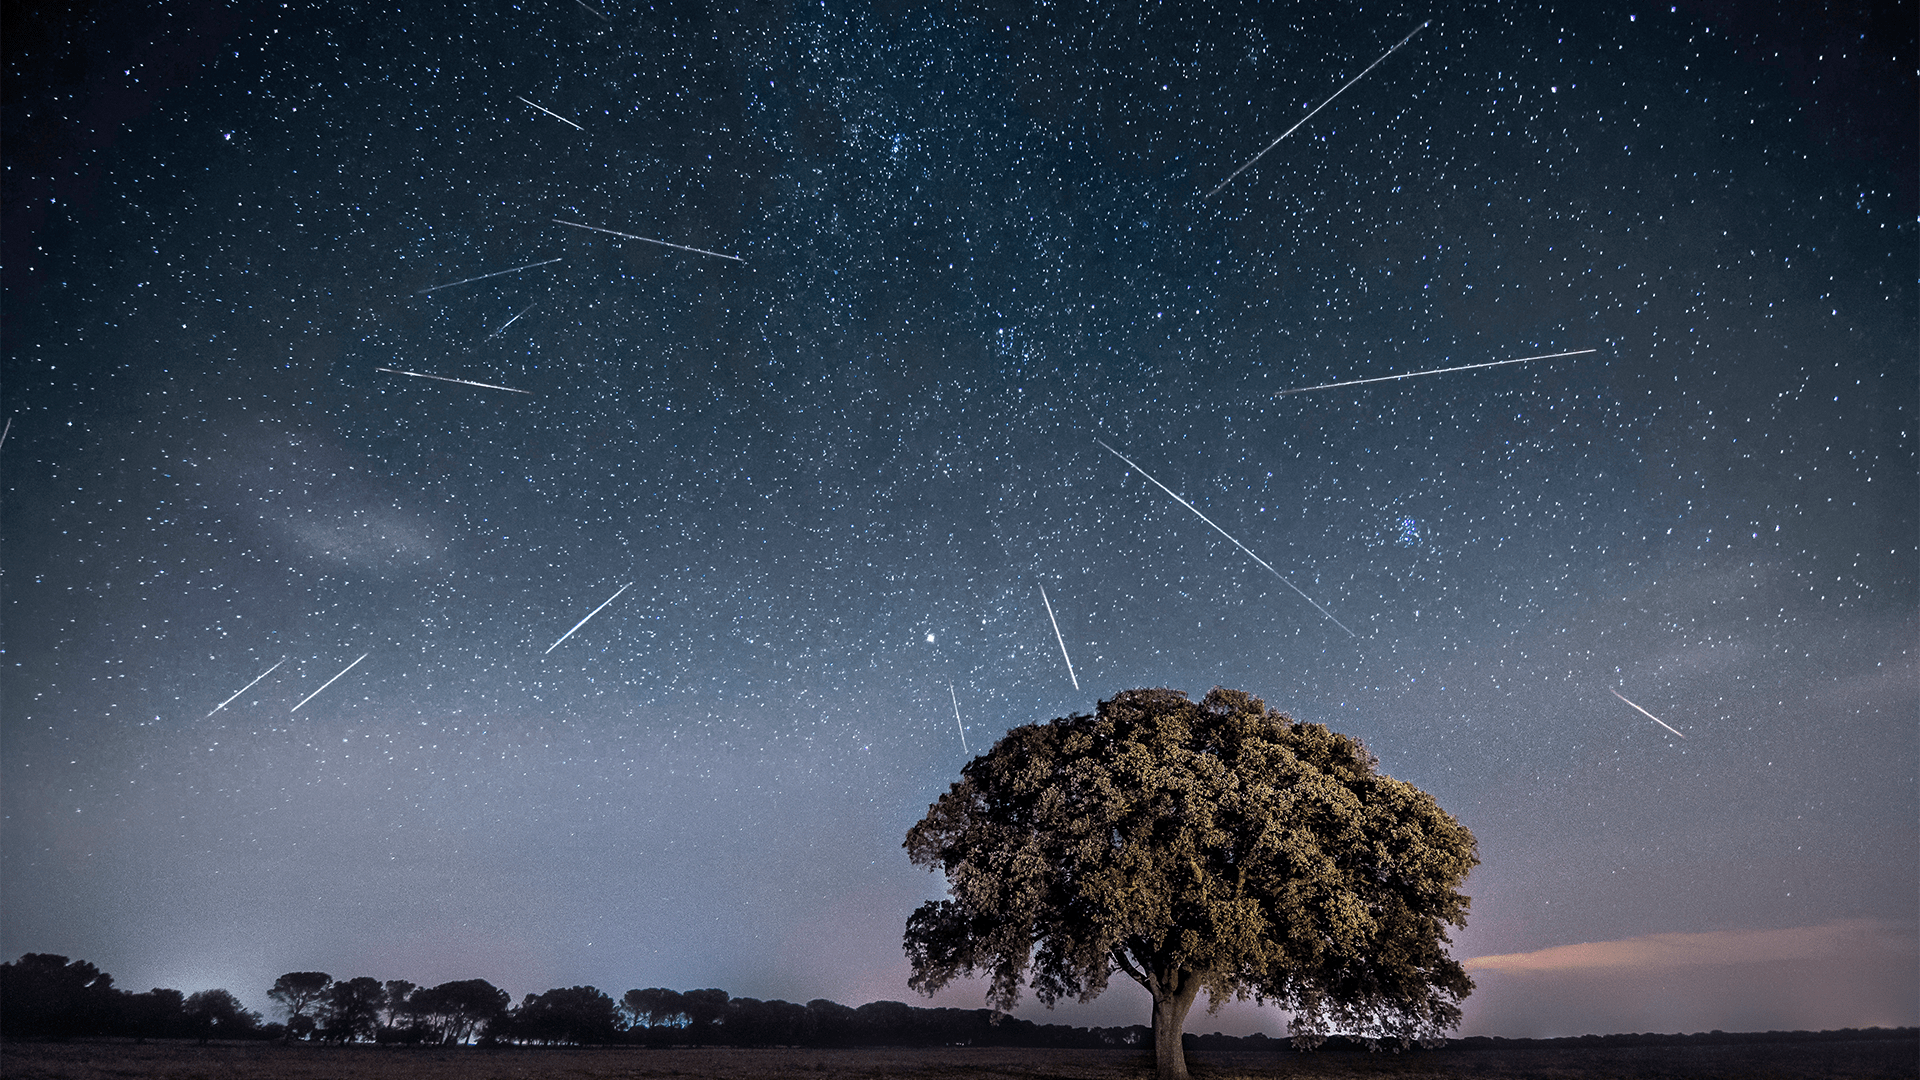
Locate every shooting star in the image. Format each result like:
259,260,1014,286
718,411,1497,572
206,657,286,717
1275,349,1598,396
488,303,537,339
290,653,369,714
552,219,745,263
1204,20,1430,200
376,367,532,394
0,417,11,449
1610,687,1687,739
949,681,969,755
1038,583,1079,690
517,96,584,131
545,582,631,654
572,0,611,21
1094,438,1356,637
418,257,562,294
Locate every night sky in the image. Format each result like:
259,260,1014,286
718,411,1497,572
4,0,1913,1040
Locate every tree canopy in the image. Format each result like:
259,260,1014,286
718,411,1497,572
267,972,331,1041
182,989,257,1044
411,979,511,1044
904,687,1479,1080
679,988,731,1045
0,954,121,1040
322,977,386,1043
621,987,686,1030
511,985,622,1044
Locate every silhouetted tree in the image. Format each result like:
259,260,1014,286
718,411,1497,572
321,976,386,1042
0,954,121,1039
620,986,686,1032
680,988,729,1045
512,985,622,1044
122,988,188,1041
379,979,418,1040
723,997,811,1046
723,996,760,1045
2,953,1199,1051
806,999,856,1047
852,1000,919,1044
412,979,510,1044
267,971,332,1041
183,989,258,1043
905,688,1480,1080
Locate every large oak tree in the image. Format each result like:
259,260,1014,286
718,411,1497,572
904,688,1478,1080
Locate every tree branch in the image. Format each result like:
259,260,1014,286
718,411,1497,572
1109,946,1152,994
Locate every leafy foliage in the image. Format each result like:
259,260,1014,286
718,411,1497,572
322,976,387,1042
123,987,187,1040
904,688,1478,1076
679,987,731,1045
620,987,685,1030
381,980,418,1033
511,985,623,1044
411,979,512,1044
267,972,332,1040
0,955,122,1040
182,989,258,1043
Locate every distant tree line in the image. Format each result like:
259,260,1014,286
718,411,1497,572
9,954,1910,1051
0,955,260,1044
1444,1029,1920,1051
0,954,1147,1048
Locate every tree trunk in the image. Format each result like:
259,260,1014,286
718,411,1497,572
1150,970,1203,1080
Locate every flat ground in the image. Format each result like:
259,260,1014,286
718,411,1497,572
2,1040,1914,1080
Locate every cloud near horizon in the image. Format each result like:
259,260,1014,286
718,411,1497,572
1465,919,1916,974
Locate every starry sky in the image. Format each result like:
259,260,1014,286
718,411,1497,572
3,0,1913,1041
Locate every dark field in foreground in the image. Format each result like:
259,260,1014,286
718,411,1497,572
3,1041,1916,1080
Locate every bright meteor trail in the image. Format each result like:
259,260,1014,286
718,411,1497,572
488,304,536,339
376,367,532,394
1038,583,1079,690
1204,19,1430,200
417,257,561,294
1093,438,1356,637
545,582,631,654
1611,687,1687,739
290,653,368,713
206,657,285,717
949,681,968,755
516,96,584,131
552,219,744,263
1275,350,1599,395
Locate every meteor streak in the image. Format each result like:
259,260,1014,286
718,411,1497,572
1038,583,1079,690
949,681,968,754
1204,20,1430,200
1275,349,1598,395
1610,687,1687,739
291,653,368,713
573,0,611,20
489,303,536,338
376,367,532,394
552,219,744,263
1094,438,1356,637
545,582,631,654
417,257,562,294
207,657,286,717
516,96,584,131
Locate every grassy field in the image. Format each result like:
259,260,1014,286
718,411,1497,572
2,1040,1914,1080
